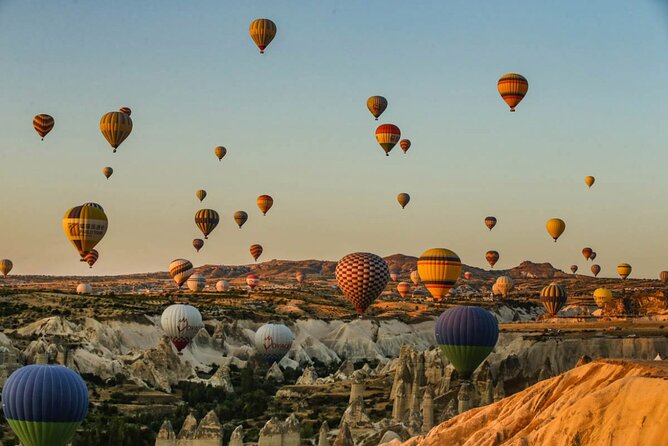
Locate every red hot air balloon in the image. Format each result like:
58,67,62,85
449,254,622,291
375,124,401,156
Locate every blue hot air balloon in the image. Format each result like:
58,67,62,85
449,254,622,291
2,365,89,446
435,306,499,379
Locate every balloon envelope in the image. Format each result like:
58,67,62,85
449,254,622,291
617,263,632,280
161,304,203,352
249,18,277,53
214,146,227,161
367,96,388,120
254,323,295,364
410,270,420,285
495,276,513,297
485,251,499,268
169,259,194,287
247,274,260,290
335,252,390,314
484,216,497,231
660,271,668,284
585,176,595,188
193,239,204,252
99,111,132,152
546,218,566,242
375,124,401,156
195,209,219,239
76,283,92,295
62,204,108,260
250,244,263,261
540,283,567,316
582,248,593,260
399,139,411,153
33,114,55,140
593,288,613,307
497,73,528,112
234,211,248,228
397,282,411,298
397,193,410,209
257,195,274,215
84,249,99,268
196,190,207,202
216,280,230,292
591,264,601,277
570,265,578,274
0,259,13,276
417,248,461,302
187,274,206,292
102,167,113,179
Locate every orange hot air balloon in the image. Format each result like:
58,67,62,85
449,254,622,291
214,146,227,161
617,263,632,280
84,249,99,268
257,195,273,215
659,271,668,284
250,244,263,261
582,247,593,260
417,248,461,302
249,19,276,54
399,139,411,154
546,218,566,242
33,114,55,140
367,96,388,120
397,193,410,209
193,239,204,252
396,282,411,298
591,264,601,277
497,73,528,112
485,250,499,268
464,272,471,280
99,111,133,153
246,274,260,290
585,176,595,188
375,124,401,156
484,216,497,231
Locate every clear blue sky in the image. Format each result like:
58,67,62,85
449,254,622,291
0,0,667,278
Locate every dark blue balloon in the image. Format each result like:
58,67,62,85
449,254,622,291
435,305,499,347
2,365,89,423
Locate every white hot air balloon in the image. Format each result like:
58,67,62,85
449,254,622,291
76,283,92,295
160,304,203,353
254,323,295,364
215,280,230,292
187,274,206,292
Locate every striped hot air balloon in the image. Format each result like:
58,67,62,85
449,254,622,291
399,139,411,154
484,216,497,231
161,304,203,353
335,252,390,314
497,73,528,112
257,195,274,215
375,124,401,156
187,274,206,292
617,263,632,280
546,218,566,242
495,276,513,298
366,96,388,120
234,211,248,228
2,365,89,446
491,283,501,296
119,106,131,116
246,274,260,290
216,280,230,292
195,209,219,239
169,259,194,288
249,18,276,53
193,239,204,252
196,189,207,202
570,265,578,274
485,250,499,268
254,323,295,364
417,248,462,302
250,244,263,261
84,249,99,268
62,204,108,261
591,264,601,277
33,114,55,140
540,283,567,316
76,283,92,295
660,271,668,284
582,247,593,261
397,193,410,209
0,259,13,277
397,282,411,298
102,166,113,179
214,146,227,161
593,288,613,308
99,111,132,153
410,270,420,285
435,306,499,379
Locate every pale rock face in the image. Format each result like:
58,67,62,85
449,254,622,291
195,410,223,439
340,396,371,427
207,365,234,392
229,425,244,446
266,362,285,382
332,421,355,446
318,421,330,446
156,420,175,439
296,365,319,385
127,337,196,392
177,413,199,440
335,359,355,380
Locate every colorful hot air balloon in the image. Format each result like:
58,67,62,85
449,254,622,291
366,96,388,120
76,283,92,295
161,304,203,353
570,265,578,274
216,280,230,292
410,270,420,285
250,244,263,261
617,263,632,280
397,193,410,209
495,276,513,298
435,306,499,379
660,271,668,284
464,271,471,280
591,264,601,277
62,204,108,261
0,259,13,277
249,18,276,53
187,274,206,292
582,247,593,260
485,250,499,268
546,218,566,242
119,106,131,116
84,249,99,268
99,111,132,153
257,195,274,215
375,124,401,156
399,139,411,154
484,216,497,231
540,283,567,316
193,239,204,252
195,209,219,239
102,166,113,179
234,211,248,228
397,282,411,298
169,259,194,287
295,271,305,284
417,248,462,302
196,189,207,202
214,146,227,161
593,288,613,308
335,252,390,314
390,269,399,282
33,114,55,140
254,323,294,364
2,365,89,446
590,252,597,261
585,176,595,188
246,274,260,290
497,73,528,112
491,283,501,296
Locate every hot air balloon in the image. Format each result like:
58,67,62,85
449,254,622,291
366,96,388,120
257,195,274,215
591,264,601,277
119,107,131,116
196,189,207,202
491,283,501,296
214,146,227,161
410,270,420,285
76,283,92,295
375,124,401,156
540,283,567,316
249,18,276,53
397,282,411,298
660,271,668,284
99,111,132,153
593,288,613,308
62,204,108,261
295,271,305,284
195,209,219,239
161,304,203,353
250,244,263,261
484,216,497,231
464,272,471,280
335,252,390,314
102,166,113,179
187,274,206,292
2,365,89,446
497,73,528,112
570,265,578,274
617,263,632,280
84,249,99,268
585,176,595,188
193,239,204,252
417,248,462,302
33,114,55,140
590,252,597,261
234,211,248,228
495,276,513,298
400,139,411,154
582,247,593,260
546,218,566,242
247,274,260,290
216,280,230,292
169,259,194,287
397,193,410,209
390,269,399,282
0,259,13,277
485,250,499,268
435,306,499,379
254,323,294,364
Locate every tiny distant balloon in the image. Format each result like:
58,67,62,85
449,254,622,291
390,269,399,282
247,273,260,290
484,216,497,231
295,271,305,284
495,276,513,298
195,209,219,239
585,176,595,188
233,211,248,228
250,244,263,262
464,272,471,280
257,195,274,215
367,96,388,120
397,282,411,298
540,283,567,316
214,146,227,161
196,189,207,202
660,271,668,284
216,280,230,292
249,18,276,54
570,265,578,274
0,259,13,277
102,166,113,179
397,193,410,209
375,124,401,156
485,250,499,268
617,263,632,280
119,107,131,116
591,264,601,277
33,114,54,140
497,73,528,112
76,283,92,295
187,274,206,292
99,111,132,153
582,247,593,260
169,259,194,288
84,249,99,268
593,288,613,307
399,139,411,154
590,252,597,261
193,239,204,253
410,270,420,285
546,218,566,242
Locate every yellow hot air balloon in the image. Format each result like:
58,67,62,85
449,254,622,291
99,111,132,153
62,204,108,260
0,259,13,277
495,276,513,298
214,146,227,161
417,248,461,302
497,73,528,112
196,189,207,202
617,263,632,280
366,96,388,120
546,218,566,242
249,19,277,54
257,195,273,216
397,193,410,209
195,209,219,239
585,176,595,188
593,288,613,308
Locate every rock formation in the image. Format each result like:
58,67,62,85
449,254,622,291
266,362,285,382
420,387,434,432
156,411,223,446
207,365,234,392
341,396,371,427
296,365,318,385
332,421,355,446
317,421,330,446
228,425,244,446
258,414,301,446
